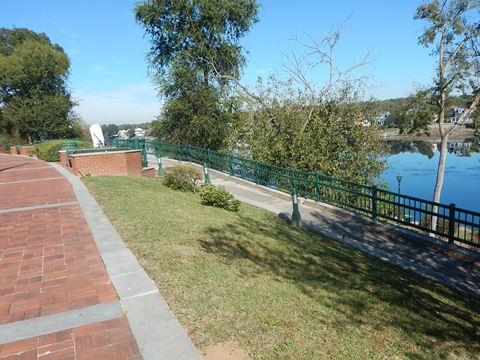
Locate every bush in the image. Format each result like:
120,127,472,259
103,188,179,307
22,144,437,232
200,184,240,211
163,164,202,192
35,140,92,161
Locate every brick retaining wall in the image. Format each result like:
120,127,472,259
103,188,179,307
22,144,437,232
70,150,143,176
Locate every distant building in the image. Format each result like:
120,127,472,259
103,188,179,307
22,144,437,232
362,111,390,127
446,106,472,124
134,128,146,138
375,111,390,126
117,129,129,139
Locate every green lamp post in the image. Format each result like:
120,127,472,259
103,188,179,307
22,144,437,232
291,188,301,226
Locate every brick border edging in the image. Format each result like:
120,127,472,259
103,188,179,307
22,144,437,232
50,163,201,360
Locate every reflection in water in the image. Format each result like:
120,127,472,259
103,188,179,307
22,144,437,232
382,140,480,212
388,140,437,158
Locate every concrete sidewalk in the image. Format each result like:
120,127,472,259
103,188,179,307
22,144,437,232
153,156,480,299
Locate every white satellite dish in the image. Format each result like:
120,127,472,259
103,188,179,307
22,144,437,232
89,124,105,148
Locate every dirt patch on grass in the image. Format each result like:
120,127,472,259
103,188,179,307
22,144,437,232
204,342,250,360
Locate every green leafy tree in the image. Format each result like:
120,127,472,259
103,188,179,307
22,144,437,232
135,0,259,149
414,0,480,232
150,87,241,149
241,80,386,184
0,28,77,141
392,91,435,134
225,26,386,184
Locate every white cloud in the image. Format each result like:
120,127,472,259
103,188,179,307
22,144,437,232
74,83,161,125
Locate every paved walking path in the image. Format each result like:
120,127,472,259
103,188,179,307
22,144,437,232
154,157,480,299
0,154,201,360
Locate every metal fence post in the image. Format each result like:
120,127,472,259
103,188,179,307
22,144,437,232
291,188,301,226
448,203,456,245
371,185,378,220
188,144,192,162
141,142,148,167
290,169,296,192
207,149,212,168
203,163,210,184
255,160,260,185
315,172,321,202
155,147,162,175
228,154,234,175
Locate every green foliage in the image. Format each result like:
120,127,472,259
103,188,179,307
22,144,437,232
240,81,386,184
473,108,480,133
151,87,241,149
35,140,91,162
135,0,258,92
0,28,77,141
0,133,22,145
415,0,480,112
200,184,240,211
135,0,258,149
101,124,120,139
388,91,435,134
162,164,202,192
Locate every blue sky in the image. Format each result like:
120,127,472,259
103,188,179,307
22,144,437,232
1,0,433,124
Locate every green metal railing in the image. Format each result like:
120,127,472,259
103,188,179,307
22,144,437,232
33,137,91,145
107,138,480,249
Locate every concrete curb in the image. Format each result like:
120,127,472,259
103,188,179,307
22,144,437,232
51,163,202,360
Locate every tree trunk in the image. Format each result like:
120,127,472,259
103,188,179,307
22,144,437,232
431,134,448,233
431,32,446,236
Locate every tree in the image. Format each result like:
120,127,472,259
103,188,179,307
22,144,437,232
135,0,259,149
391,90,435,134
415,0,480,232
219,26,386,183
150,86,241,149
473,107,480,132
0,28,78,141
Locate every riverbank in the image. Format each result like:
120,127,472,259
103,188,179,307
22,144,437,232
378,124,476,142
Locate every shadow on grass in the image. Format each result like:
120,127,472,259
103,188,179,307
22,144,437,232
199,211,480,356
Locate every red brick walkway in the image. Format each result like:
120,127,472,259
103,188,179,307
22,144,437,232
0,318,141,360
0,155,142,359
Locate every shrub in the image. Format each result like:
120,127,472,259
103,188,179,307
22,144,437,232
35,140,92,161
163,164,202,192
200,184,240,211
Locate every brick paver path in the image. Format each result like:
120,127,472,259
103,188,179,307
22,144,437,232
0,318,141,360
0,155,142,360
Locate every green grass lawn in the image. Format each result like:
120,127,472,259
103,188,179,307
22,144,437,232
85,176,480,359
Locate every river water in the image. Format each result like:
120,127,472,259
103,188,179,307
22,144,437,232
381,141,480,212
